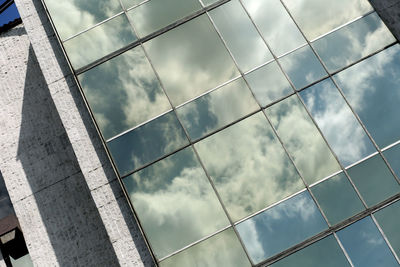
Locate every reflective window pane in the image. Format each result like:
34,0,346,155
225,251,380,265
43,0,122,40
384,144,400,177
282,0,373,40
279,45,327,89
145,15,239,106
246,61,293,107
123,147,229,258
300,79,375,167
159,228,251,267
311,173,365,225
313,13,395,73
334,44,400,148
107,112,189,176
176,78,259,141
242,0,305,56
266,96,341,184
270,235,350,267
78,46,171,140
121,0,143,9
374,200,400,258
201,0,219,6
64,14,137,70
347,154,400,207
127,0,202,37
236,191,328,263
337,216,398,267
195,112,304,221
210,0,273,72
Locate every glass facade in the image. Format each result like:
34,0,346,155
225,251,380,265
42,0,400,266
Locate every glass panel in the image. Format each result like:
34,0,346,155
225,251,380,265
245,61,293,107
201,0,219,6
384,144,400,177
313,13,395,73
123,147,229,259
346,154,400,207
210,0,273,72
63,14,137,70
144,15,239,106
176,78,259,141
374,200,400,258
43,0,122,40
334,44,400,148
311,173,365,225
159,228,251,267
279,45,327,89
107,111,189,176
195,112,304,221
282,0,373,40
242,0,305,56
127,0,202,37
78,46,171,140
122,0,147,9
266,96,341,184
270,235,350,267
300,79,375,167
337,216,398,267
236,191,328,263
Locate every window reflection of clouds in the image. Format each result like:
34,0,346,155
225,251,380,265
279,45,327,89
127,0,202,38
63,14,137,69
383,144,400,177
159,228,251,267
44,0,122,40
107,112,189,176
313,13,395,72
282,0,372,40
123,147,229,259
210,0,273,72
300,79,375,167
337,216,399,267
195,112,305,221
144,14,239,106
242,0,306,57
236,191,327,263
334,45,400,148
78,46,171,140
266,96,341,184
176,78,259,141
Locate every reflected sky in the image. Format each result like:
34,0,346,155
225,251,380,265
123,147,229,259
311,172,364,225
266,96,341,184
347,154,400,207
195,112,305,222
127,0,202,37
210,0,273,72
78,46,171,140
337,216,398,267
374,200,400,258
270,235,350,267
334,44,400,149
242,0,305,57
144,14,239,106
159,228,251,267
44,0,122,40
313,12,395,73
121,0,143,10
282,0,372,40
201,0,219,6
245,61,293,107
236,191,327,263
63,14,137,70
107,112,189,176
176,78,259,141
383,144,400,178
300,79,375,167
279,45,327,89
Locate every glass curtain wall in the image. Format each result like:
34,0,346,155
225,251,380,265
41,0,400,266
